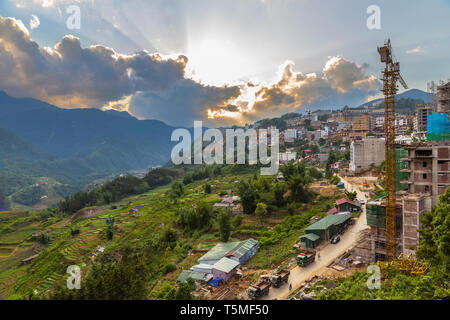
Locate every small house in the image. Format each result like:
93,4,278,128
299,233,321,248
212,257,240,281
226,238,258,264
305,214,351,241
335,198,360,212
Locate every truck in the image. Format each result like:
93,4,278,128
247,280,271,299
270,270,290,288
296,249,316,267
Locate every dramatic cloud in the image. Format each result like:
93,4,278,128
0,16,189,108
207,58,380,125
29,14,40,30
0,16,380,127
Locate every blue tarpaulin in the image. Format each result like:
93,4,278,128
209,278,224,287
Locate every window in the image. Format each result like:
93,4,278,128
423,173,427,179
423,161,427,167
425,185,430,192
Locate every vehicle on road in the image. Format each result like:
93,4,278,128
296,249,316,267
331,236,341,244
360,199,365,205
270,270,290,288
248,280,271,299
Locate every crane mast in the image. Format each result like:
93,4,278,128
377,39,408,261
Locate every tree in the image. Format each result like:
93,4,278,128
106,216,115,240
171,181,184,198
273,182,286,207
345,190,357,201
195,202,213,229
255,203,268,225
237,180,259,214
287,174,311,203
418,187,450,283
217,209,232,242
161,227,178,248
204,183,212,194
287,202,296,216
175,278,196,300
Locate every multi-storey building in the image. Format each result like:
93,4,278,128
414,105,432,132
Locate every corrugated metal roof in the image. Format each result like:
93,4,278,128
300,233,320,241
198,242,241,262
192,264,213,271
231,238,258,258
305,214,350,231
177,270,211,282
198,239,258,262
213,257,240,273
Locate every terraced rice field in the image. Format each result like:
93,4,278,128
34,271,63,295
62,230,102,262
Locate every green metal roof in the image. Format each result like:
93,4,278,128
300,233,320,242
198,242,241,262
213,257,240,273
230,238,258,258
177,270,211,282
198,238,258,262
305,214,351,231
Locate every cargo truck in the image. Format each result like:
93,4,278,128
296,249,316,267
247,280,271,299
270,270,290,288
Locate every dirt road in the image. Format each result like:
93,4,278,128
262,176,369,300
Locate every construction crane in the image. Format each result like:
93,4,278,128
377,39,408,261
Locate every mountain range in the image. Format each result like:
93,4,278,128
356,89,432,108
0,91,178,208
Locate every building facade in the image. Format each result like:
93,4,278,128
349,137,385,173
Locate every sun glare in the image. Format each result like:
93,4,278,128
186,37,250,86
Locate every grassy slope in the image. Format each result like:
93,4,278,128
0,171,340,300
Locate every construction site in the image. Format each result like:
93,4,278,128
351,41,450,263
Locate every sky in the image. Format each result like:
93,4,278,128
0,0,449,127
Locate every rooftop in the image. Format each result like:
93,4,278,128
300,233,320,242
213,257,240,273
177,270,212,282
198,238,258,262
335,198,359,206
305,214,351,231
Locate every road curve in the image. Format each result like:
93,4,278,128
262,176,368,300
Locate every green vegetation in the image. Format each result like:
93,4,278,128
318,187,450,300
217,210,232,242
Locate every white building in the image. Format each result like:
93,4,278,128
349,138,385,173
283,129,298,142
279,151,297,163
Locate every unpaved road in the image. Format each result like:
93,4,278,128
262,176,369,300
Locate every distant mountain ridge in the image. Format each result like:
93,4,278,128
0,91,178,204
357,89,432,109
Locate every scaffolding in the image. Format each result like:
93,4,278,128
427,113,450,141
437,80,450,113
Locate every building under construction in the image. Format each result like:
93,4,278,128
437,81,450,113
353,142,450,262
